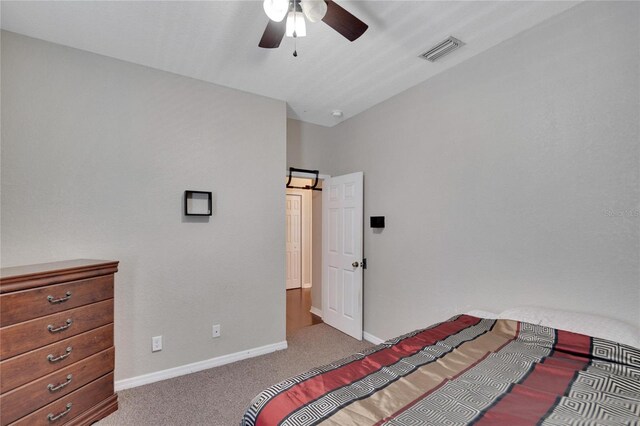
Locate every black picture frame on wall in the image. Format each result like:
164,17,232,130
184,190,212,216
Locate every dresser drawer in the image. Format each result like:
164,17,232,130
0,324,113,393
0,275,113,327
0,347,114,426
8,373,115,426
0,299,113,360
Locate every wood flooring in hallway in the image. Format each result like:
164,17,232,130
286,288,322,336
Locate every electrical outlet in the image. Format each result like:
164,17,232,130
152,335,162,352
212,324,221,338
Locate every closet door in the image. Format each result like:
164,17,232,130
286,194,302,290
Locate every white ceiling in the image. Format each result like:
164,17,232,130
0,1,578,127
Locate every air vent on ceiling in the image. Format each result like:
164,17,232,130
419,37,465,62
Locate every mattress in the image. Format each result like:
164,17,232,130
242,314,640,425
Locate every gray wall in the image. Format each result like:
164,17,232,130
289,1,640,339
1,31,287,381
287,119,331,312
287,119,337,174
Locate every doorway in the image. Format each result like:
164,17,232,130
285,177,322,335
284,171,364,340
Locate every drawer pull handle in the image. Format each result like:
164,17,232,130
47,319,72,333
47,291,72,304
47,374,72,392
47,403,72,422
47,346,72,363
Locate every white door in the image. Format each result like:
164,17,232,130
322,172,363,340
286,194,302,289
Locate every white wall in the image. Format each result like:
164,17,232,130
289,1,640,339
1,31,287,381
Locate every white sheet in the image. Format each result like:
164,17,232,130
497,306,640,349
464,310,498,319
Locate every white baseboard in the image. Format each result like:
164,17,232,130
309,306,322,317
363,331,385,345
302,282,312,289
115,340,288,391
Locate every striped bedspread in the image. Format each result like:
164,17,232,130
242,315,640,425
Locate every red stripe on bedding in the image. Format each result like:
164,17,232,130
255,315,482,426
553,328,592,359
473,329,591,425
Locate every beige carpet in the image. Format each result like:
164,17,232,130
97,324,373,425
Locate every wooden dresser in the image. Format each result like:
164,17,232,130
0,259,118,426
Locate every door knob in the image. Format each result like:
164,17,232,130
352,261,359,268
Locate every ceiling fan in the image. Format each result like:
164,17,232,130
259,0,368,50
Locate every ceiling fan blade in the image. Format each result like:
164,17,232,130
321,0,368,42
259,19,286,48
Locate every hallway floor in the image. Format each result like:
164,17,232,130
286,288,322,336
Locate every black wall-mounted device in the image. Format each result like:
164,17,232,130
370,216,385,228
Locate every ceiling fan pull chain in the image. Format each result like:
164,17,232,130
293,0,298,38
293,2,298,59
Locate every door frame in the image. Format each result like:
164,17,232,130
285,171,331,289
285,178,316,289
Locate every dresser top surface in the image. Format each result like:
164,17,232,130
0,259,119,291
1,259,117,279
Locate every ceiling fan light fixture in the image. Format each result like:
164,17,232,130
286,11,307,37
300,0,327,23
263,0,289,22
258,0,368,50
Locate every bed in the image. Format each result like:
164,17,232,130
242,312,640,425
